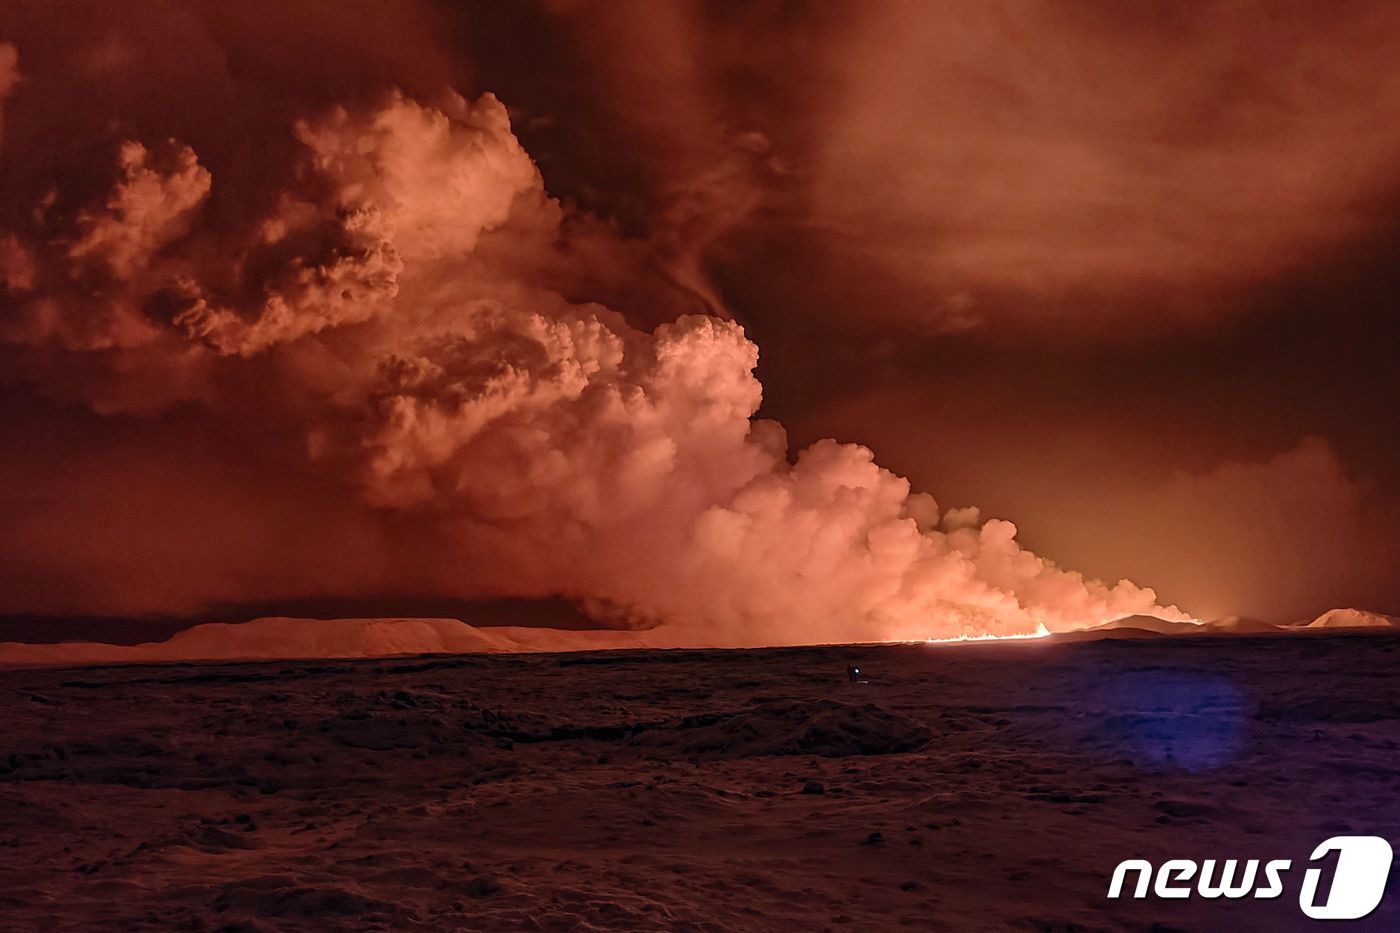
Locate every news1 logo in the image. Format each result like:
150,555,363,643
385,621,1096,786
1108,836,1394,920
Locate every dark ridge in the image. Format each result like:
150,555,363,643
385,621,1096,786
0,596,599,645
0,615,194,646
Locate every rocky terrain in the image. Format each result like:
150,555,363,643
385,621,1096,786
3,632,1399,929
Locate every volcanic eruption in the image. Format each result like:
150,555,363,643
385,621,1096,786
4,7,1400,932
0,38,1183,646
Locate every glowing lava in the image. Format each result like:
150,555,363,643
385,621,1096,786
922,621,1053,645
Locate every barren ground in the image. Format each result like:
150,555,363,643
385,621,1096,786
3,634,1398,931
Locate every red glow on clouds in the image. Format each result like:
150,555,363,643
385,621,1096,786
3,1,1397,634
0,37,1179,642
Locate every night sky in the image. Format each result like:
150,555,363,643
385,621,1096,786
1,0,1396,634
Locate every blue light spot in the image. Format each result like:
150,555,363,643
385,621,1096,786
1096,670,1249,771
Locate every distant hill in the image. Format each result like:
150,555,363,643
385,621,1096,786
0,616,666,669
0,617,519,668
1093,615,1206,635
1201,615,1281,634
0,597,598,645
1054,614,1284,641
1305,608,1400,629
1062,609,1399,641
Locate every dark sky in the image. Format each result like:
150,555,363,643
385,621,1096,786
0,0,1396,633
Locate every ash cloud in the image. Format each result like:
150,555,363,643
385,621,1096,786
0,6,1184,641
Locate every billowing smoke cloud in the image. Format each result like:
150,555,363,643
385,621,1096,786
0,24,1184,643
